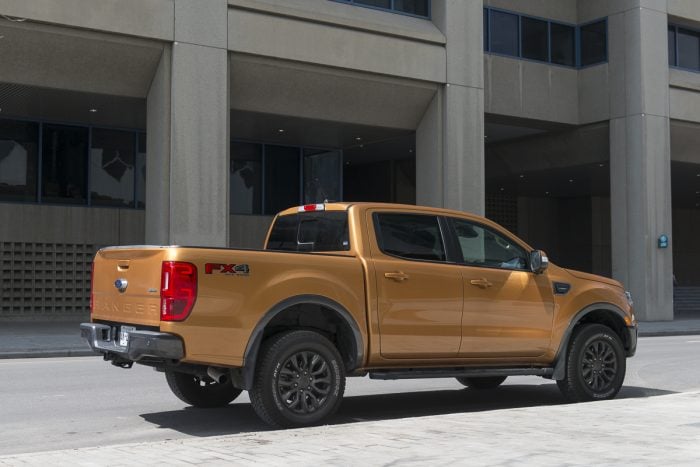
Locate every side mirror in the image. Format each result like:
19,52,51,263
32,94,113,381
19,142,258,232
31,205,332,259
530,250,549,274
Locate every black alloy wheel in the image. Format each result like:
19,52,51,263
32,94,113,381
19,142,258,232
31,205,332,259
557,323,626,402
250,330,345,428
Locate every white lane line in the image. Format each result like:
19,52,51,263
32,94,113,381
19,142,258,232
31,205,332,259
687,340,700,343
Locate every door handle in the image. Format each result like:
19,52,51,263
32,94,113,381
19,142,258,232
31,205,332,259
385,271,409,282
470,278,493,289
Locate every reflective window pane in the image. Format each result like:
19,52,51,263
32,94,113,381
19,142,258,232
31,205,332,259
42,124,88,204
521,17,548,62
393,0,429,17
264,145,300,215
355,0,391,9
304,148,341,204
551,23,575,66
668,26,677,67
90,128,135,207
375,213,445,262
230,142,262,215
135,133,146,209
0,119,39,202
490,10,519,57
484,8,489,51
580,20,607,66
453,219,528,270
678,28,700,70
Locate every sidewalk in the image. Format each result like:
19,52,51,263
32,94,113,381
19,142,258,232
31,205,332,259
1,391,698,466
1,317,700,359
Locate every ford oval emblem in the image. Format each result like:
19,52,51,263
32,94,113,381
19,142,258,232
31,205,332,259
114,279,128,293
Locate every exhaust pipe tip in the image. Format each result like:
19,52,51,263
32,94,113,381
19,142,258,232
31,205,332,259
206,366,229,384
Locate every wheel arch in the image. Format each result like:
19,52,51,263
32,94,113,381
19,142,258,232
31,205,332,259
552,303,630,381
234,295,364,390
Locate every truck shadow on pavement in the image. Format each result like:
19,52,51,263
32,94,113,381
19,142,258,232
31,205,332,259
140,382,675,436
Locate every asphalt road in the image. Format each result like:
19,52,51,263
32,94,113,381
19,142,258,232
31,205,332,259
0,335,698,456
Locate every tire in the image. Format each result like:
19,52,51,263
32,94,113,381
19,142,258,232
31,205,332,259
165,369,242,408
456,376,507,389
557,323,626,402
250,330,346,428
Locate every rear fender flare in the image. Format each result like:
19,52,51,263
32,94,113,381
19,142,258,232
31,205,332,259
236,295,364,390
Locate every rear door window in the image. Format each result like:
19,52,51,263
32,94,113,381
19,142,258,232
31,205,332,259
266,211,350,252
374,213,446,262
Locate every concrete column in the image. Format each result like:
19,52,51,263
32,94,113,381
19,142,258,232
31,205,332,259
145,0,229,247
417,0,485,215
609,4,673,320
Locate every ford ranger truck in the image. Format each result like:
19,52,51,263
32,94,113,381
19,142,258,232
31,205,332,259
81,202,638,428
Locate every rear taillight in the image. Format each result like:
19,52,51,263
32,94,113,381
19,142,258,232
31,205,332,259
160,261,198,321
89,261,95,316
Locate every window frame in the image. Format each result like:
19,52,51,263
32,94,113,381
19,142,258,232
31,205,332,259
372,211,454,264
0,116,143,210
669,23,700,73
578,18,608,68
483,7,607,69
230,138,344,216
444,216,533,272
331,0,431,19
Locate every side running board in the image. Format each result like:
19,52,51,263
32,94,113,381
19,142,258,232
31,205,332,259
369,367,554,380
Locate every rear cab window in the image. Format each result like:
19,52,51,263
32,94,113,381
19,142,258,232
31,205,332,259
266,211,350,252
373,213,446,262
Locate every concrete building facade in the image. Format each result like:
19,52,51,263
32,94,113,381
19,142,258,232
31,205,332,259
0,0,699,321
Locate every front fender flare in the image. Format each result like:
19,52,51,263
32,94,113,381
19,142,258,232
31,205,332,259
551,303,628,380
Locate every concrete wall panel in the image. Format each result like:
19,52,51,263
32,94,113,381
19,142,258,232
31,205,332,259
0,0,174,41
228,0,445,44
169,43,229,247
229,215,274,249
0,204,142,245
228,8,446,83
668,0,700,23
416,91,443,208
579,66,610,123
486,0,577,24
175,0,228,48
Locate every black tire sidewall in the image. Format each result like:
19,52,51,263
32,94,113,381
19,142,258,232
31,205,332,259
567,324,626,401
254,331,345,428
165,370,241,408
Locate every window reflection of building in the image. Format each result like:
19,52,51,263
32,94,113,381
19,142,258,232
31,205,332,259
90,129,136,207
0,120,39,202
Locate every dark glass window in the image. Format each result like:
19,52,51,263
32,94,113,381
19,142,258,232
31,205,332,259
231,142,262,214
484,8,489,51
453,219,528,270
580,20,607,66
264,145,300,215
0,120,39,202
41,124,88,204
393,0,428,17
668,26,676,66
90,129,136,207
304,148,341,204
678,28,700,70
354,0,391,9
521,17,548,61
267,211,350,252
490,10,519,57
551,23,575,66
136,133,146,209
375,213,445,262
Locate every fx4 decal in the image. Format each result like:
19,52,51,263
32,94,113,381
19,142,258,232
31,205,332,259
205,263,250,275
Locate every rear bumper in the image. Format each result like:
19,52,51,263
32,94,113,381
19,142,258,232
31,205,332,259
80,323,184,361
626,324,638,357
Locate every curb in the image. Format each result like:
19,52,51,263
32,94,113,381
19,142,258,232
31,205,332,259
638,330,700,337
0,349,97,359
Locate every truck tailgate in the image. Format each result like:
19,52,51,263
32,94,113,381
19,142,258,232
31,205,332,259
91,247,168,327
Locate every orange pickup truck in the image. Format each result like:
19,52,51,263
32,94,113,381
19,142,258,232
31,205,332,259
82,202,637,428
